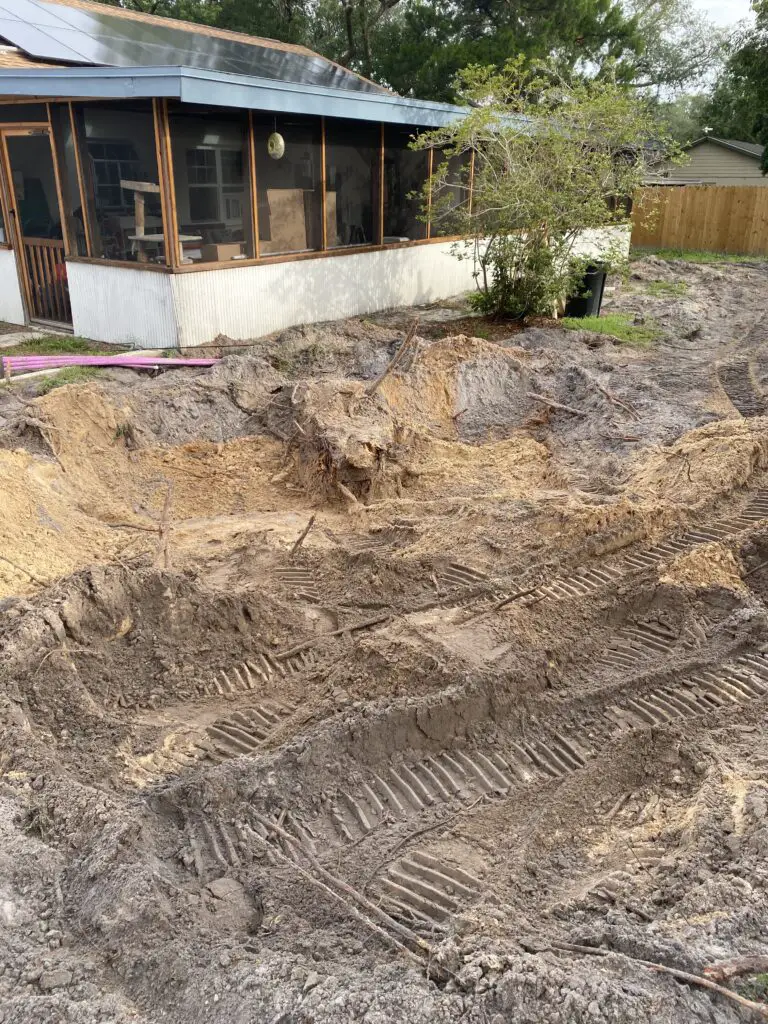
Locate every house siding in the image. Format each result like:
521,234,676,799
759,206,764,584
675,142,766,185
65,226,630,348
0,249,27,326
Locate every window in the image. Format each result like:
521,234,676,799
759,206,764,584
383,127,429,242
252,114,323,255
169,104,253,263
0,196,6,245
76,101,163,263
324,117,379,248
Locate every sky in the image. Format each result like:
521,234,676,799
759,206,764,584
692,0,754,26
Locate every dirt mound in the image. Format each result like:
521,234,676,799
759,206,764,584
4,257,768,1024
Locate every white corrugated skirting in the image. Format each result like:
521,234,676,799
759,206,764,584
65,227,630,348
0,248,27,326
68,261,178,347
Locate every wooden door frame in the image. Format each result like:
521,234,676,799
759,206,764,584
0,126,70,324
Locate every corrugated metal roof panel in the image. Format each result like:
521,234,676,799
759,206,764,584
0,0,387,94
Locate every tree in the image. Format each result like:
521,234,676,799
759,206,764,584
612,0,730,94
701,2,768,168
654,93,710,143
413,60,673,318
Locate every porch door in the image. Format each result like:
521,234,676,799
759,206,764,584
0,129,72,325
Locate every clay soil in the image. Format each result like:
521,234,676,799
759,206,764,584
4,256,768,1023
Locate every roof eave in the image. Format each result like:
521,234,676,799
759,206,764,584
687,136,761,160
0,64,467,126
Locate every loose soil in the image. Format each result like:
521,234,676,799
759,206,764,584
3,256,768,1023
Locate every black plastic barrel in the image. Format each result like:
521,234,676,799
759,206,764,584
563,264,607,318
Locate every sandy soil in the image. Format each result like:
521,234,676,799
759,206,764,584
3,256,768,1023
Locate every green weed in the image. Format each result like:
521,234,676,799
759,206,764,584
645,280,688,296
35,366,102,394
559,312,661,347
3,335,127,356
633,247,767,265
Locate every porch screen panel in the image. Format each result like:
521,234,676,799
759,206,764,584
252,114,322,256
49,104,88,256
429,149,471,237
168,104,253,264
75,100,163,263
0,103,48,123
383,127,429,242
0,199,6,245
324,117,378,248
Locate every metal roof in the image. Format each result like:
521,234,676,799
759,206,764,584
687,137,765,160
0,64,467,127
0,0,385,93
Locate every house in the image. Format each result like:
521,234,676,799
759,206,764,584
671,137,766,187
0,0,625,347
0,0,480,345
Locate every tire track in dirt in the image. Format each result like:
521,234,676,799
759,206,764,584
718,360,766,417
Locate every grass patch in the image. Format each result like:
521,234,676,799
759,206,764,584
2,335,128,356
559,312,661,347
633,246,767,265
645,280,688,296
34,366,102,394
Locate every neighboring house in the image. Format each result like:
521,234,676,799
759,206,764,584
0,0,477,346
668,137,767,186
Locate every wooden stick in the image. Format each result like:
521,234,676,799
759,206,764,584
526,392,587,418
248,825,423,967
289,514,316,559
704,956,768,983
744,559,768,578
154,480,173,570
0,554,47,585
252,813,436,962
543,941,768,1019
589,376,639,419
365,319,419,396
275,614,390,661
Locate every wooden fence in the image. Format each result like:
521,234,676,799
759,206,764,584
631,185,768,255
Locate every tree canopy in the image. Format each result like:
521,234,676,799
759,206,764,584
91,0,725,102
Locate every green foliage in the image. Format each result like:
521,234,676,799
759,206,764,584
559,312,661,345
87,0,718,103
35,367,102,394
413,60,672,319
654,93,710,144
645,279,688,295
701,7,768,164
2,335,120,356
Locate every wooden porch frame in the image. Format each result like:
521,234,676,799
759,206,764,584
2,98,473,274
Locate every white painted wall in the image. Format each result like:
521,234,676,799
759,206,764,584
0,248,27,326
65,226,630,348
68,261,178,348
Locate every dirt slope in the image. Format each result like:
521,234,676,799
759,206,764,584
3,257,768,1023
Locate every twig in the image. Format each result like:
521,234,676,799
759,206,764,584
248,826,423,967
452,406,469,421
275,614,390,661
540,941,768,1019
365,319,419,397
362,795,485,894
704,955,768,983
252,813,439,967
102,521,159,533
588,376,640,419
153,479,173,570
289,514,316,559
337,482,360,506
744,559,768,578
0,554,46,585
526,392,587,418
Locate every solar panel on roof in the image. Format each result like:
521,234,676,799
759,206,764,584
0,0,384,93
